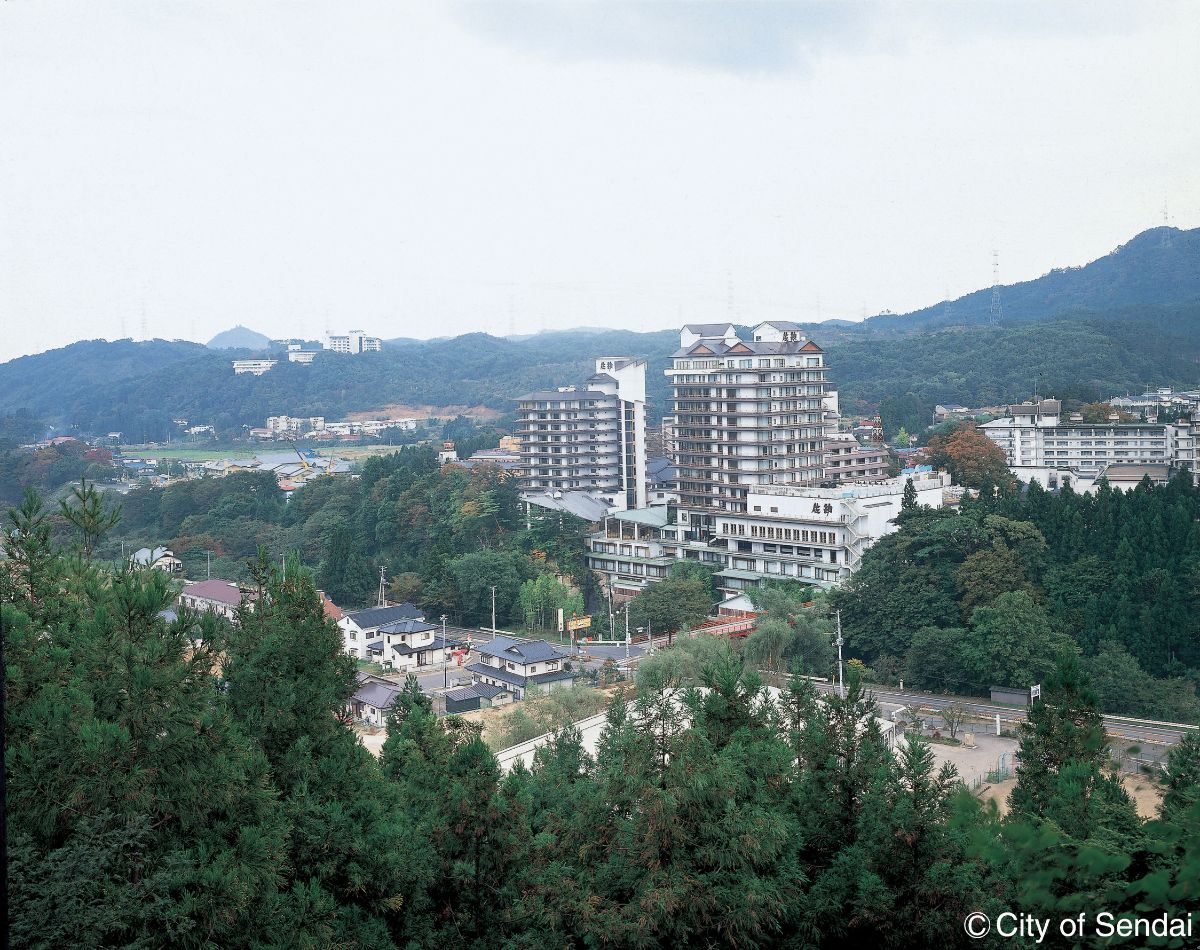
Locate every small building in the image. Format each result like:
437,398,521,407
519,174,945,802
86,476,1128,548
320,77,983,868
443,682,513,714
349,675,403,727
129,546,184,574
179,579,251,623
232,359,278,375
465,636,577,700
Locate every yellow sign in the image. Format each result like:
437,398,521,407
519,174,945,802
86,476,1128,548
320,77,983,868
567,616,592,632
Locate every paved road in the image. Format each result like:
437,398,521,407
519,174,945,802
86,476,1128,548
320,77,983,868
811,682,1196,751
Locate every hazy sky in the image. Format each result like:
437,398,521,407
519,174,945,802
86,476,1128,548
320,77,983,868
2,1,1198,362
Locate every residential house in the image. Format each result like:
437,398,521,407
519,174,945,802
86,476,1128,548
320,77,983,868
338,602,425,657
179,579,252,622
443,682,513,714
349,673,403,727
129,546,184,574
466,636,577,700
362,618,462,671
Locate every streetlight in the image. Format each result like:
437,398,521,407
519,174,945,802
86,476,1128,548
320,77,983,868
441,614,449,688
624,603,630,659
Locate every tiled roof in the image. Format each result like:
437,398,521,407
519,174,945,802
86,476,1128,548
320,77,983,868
378,618,438,635
474,636,568,664
354,681,402,709
344,603,424,629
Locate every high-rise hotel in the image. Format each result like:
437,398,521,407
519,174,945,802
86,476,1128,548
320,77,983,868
585,322,948,600
515,357,648,510
667,321,829,525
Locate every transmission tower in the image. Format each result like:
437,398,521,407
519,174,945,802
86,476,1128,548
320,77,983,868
1161,201,1173,248
989,250,1003,326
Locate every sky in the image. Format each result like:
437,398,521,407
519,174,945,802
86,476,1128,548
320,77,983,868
1,0,1198,363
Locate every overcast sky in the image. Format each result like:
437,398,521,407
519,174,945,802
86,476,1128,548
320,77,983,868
2,1,1197,362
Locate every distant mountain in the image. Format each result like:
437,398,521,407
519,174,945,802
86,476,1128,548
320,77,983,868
207,325,272,349
2,228,1197,442
864,226,1200,334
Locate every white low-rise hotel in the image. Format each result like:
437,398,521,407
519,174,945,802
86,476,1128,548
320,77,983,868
981,399,1198,489
587,469,948,600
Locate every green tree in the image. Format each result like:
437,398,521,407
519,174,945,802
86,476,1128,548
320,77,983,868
626,575,711,638
58,476,121,559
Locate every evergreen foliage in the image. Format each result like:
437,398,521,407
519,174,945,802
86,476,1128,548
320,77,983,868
834,475,1200,717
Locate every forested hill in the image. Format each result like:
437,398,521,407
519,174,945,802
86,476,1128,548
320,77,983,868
861,226,1200,334
3,307,1199,438
2,225,1197,437
0,338,209,418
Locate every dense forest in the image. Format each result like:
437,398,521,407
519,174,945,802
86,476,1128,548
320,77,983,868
101,448,592,630
5,494,1199,948
832,473,1200,722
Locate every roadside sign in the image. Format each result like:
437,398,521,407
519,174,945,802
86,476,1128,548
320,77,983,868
1030,684,1041,701
567,616,592,632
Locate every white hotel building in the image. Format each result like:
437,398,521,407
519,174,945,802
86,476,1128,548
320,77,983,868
324,330,382,354
585,322,949,599
981,399,1198,489
516,357,648,510
586,470,948,599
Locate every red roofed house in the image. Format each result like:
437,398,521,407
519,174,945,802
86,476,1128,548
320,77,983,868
179,579,253,623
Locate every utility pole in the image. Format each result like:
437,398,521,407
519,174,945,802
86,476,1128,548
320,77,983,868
836,609,845,699
206,550,212,580
377,566,386,608
441,614,449,689
624,604,630,659
490,585,497,633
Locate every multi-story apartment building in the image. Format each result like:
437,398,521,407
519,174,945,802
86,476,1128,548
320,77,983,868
516,357,648,510
586,470,949,600
667,322,828,521
324,330,382,354
823,434,890,482
981,399,1198,487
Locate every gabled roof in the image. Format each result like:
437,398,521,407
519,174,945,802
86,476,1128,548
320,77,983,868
344,602,424,629
726,342,754,354
755,320,804,331
474,636,568,664
688,343,716,355
181,579,245,606
320,591,343,621
798,340,823,352
683,323,736,336
130,545,173,566
354,681,402,709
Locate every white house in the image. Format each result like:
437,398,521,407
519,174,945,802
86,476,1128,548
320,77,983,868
130,546,184,574
465,636,577,700
338,602,425,658
363,618,462,671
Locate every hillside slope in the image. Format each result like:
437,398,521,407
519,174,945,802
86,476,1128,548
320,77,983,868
863,226,1200,334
